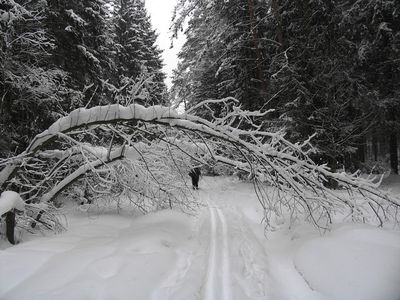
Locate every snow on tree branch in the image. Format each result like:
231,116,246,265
1,98,399,233
0,191,25,216
40,145,126,203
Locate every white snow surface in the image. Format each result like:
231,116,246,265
0,191,25,215
1,177,400,300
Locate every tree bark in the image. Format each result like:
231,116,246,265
6,210,16,245
372,133,378,161
271,0,283,46
327,156,339,189
390,132,398,174
357,136,366,163
247,0,268,97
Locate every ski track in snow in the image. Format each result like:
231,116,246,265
155,184,270,300
204,199,232,300
216,207,231,300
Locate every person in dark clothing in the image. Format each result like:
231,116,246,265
189,167,201,190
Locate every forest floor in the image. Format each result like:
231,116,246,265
0,176,400,300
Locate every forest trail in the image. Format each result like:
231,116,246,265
0,176,325,300
203,199,231,300
154,178,273,300
200,181,272,300
2,177,398,300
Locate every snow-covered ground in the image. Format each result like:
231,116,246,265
1,177,400,300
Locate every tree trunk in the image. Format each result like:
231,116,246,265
372,133,378,161
390,132,398,174
247,0,268,97
357,136,366,163
325,156,339,189
271,0,283,46
6,210,16,245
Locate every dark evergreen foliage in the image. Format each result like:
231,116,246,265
0,0,70,153
171,0,270,115
267,0,375,170
344,0,400,173
46,0,113,107
171,0,400,172
114,0,167,105
0,0,167,157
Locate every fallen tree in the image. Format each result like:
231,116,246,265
1,98,399,243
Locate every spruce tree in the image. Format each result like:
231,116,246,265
0,0,70,154
263,0,376,172
46,0,113,107
171,0,271,115
114,0,167,105
342,0,400,173
171,0,380,172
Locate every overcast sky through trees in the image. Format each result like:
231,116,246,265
145,0,184,88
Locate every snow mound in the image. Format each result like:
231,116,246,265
0,210,195,300
294,225,400,300
0,191,25,215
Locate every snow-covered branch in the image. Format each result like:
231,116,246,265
1,99,399,235
40,145,126,203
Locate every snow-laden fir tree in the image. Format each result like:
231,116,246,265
171,0,271,115
170,7,221,116
46,0,114,108
171,0,399,175
114,0,167,105
340,0,400,174
267,0,399,174
0,0,71,155
264,0,375,174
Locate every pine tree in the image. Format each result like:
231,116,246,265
114,0,166,105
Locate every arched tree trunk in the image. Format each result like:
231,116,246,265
0,100,399,232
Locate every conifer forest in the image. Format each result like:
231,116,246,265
0,1,400,299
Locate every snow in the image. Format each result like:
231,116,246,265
220,177,400,300
0,209,195,300
203,205,232,300
65,9,87,26
26,104,181,152
295,225,400,300
0,191,25,215
1,177,399,300
76,45,100,64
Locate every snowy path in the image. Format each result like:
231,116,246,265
1,177,400,300
154,179,273,300
194,178,321,300
197,179,274,300
203,201,231,300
